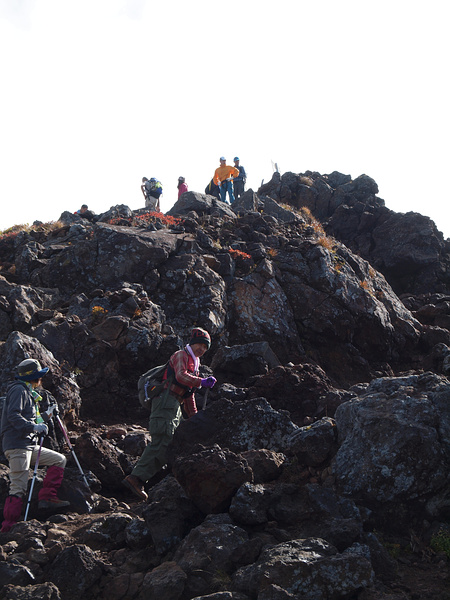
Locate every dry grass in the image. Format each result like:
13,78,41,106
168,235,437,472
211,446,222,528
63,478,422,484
316,236,335,251
0,220,64,240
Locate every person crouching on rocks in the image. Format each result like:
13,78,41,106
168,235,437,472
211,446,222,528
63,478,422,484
123,327,216,501
1,359,70,533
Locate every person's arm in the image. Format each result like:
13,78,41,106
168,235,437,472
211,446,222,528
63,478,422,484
230,167,240,179
4,387,36,436
241,167,247,182
141,185,146,199
213,168,223,186
170,351,202,389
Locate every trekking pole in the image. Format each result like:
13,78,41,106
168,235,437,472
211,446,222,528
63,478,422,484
202,388,209,410
54,411,90,489
24,435,45,521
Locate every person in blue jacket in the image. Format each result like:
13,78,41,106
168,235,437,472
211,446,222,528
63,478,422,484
233,157,247,200
1,359,69,532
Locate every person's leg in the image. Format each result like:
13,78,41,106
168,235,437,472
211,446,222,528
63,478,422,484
219,183,226,203
227,180,235,204
36,447,69,508
132,401,181,482
1,448,31,531
4,448,31,497
124,392,181,500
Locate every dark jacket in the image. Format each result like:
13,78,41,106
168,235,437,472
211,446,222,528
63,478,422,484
1,380,37,451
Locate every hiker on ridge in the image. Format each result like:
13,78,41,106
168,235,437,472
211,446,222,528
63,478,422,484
74,204,96,222
233,157,247,200
141,177,163,212
122,327,216,501
177,176,188,199
1,359,70,533
213,157,239,205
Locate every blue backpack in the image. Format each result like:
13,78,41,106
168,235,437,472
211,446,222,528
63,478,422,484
145,178,163,198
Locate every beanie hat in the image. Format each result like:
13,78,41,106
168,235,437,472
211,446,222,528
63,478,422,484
16,359,49,381
189,327,211,349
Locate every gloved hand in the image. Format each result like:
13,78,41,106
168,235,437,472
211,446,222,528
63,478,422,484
33,423,48,436
42,403,58,423
201,376,217,388
45,403,58,418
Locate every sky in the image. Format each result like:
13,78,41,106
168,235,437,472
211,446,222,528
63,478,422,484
1,0,449,238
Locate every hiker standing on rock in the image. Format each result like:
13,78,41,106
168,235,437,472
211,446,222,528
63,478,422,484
141,177,162,212
213,157,239,205
1,359,70,533
177,176,188,199
123,327,216,501
233,157,246,200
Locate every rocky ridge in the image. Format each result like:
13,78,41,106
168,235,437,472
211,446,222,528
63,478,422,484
0,171,449,599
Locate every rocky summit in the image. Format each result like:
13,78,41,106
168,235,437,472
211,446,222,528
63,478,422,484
0,170,449,600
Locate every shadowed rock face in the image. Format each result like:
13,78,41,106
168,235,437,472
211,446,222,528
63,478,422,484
1,172,450,599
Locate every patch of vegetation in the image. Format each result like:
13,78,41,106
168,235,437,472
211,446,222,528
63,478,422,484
431,529,450,559
228,248,251,261
107,211,183,228
0,221,64,240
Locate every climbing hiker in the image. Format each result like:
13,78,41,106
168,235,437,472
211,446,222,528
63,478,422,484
233,157,247,200
122,327,217,501
213,157,239,205
141,177,163,211
1,359,70,532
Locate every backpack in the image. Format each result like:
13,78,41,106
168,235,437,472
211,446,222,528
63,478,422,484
138,362,170,410
145,179,163,198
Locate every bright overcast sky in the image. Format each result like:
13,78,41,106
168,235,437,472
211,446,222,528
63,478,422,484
1,0,449,238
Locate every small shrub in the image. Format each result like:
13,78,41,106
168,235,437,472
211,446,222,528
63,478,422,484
359,280,370,291
91,306,108,317
431,529,450,559
317,236,334,251
229,248,251,261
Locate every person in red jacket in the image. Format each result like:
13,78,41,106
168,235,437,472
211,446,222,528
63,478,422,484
122,327,216,501
213,157,239,205
177,176,188,199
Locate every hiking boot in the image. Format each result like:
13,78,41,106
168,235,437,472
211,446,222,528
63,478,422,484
38,498,70,511
122,474,148,501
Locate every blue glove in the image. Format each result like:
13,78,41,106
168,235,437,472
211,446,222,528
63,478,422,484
33,423,48,435
201,376,217,388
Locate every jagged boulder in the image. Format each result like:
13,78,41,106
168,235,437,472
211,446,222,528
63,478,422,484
172,445,253,514
1,582,61,600
232,537,374,600
72,432,126,490
35,225,180,292
167,191,236,218
248,363,340,424
231,188,261,213
47,544,105,600
0,276,59,338
167,398,299,464
211,342,281,384
274,237,422,384
142,476,202,554
332,372,450,523
227,271,304,364
173,514,256,598
0,331,81,412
